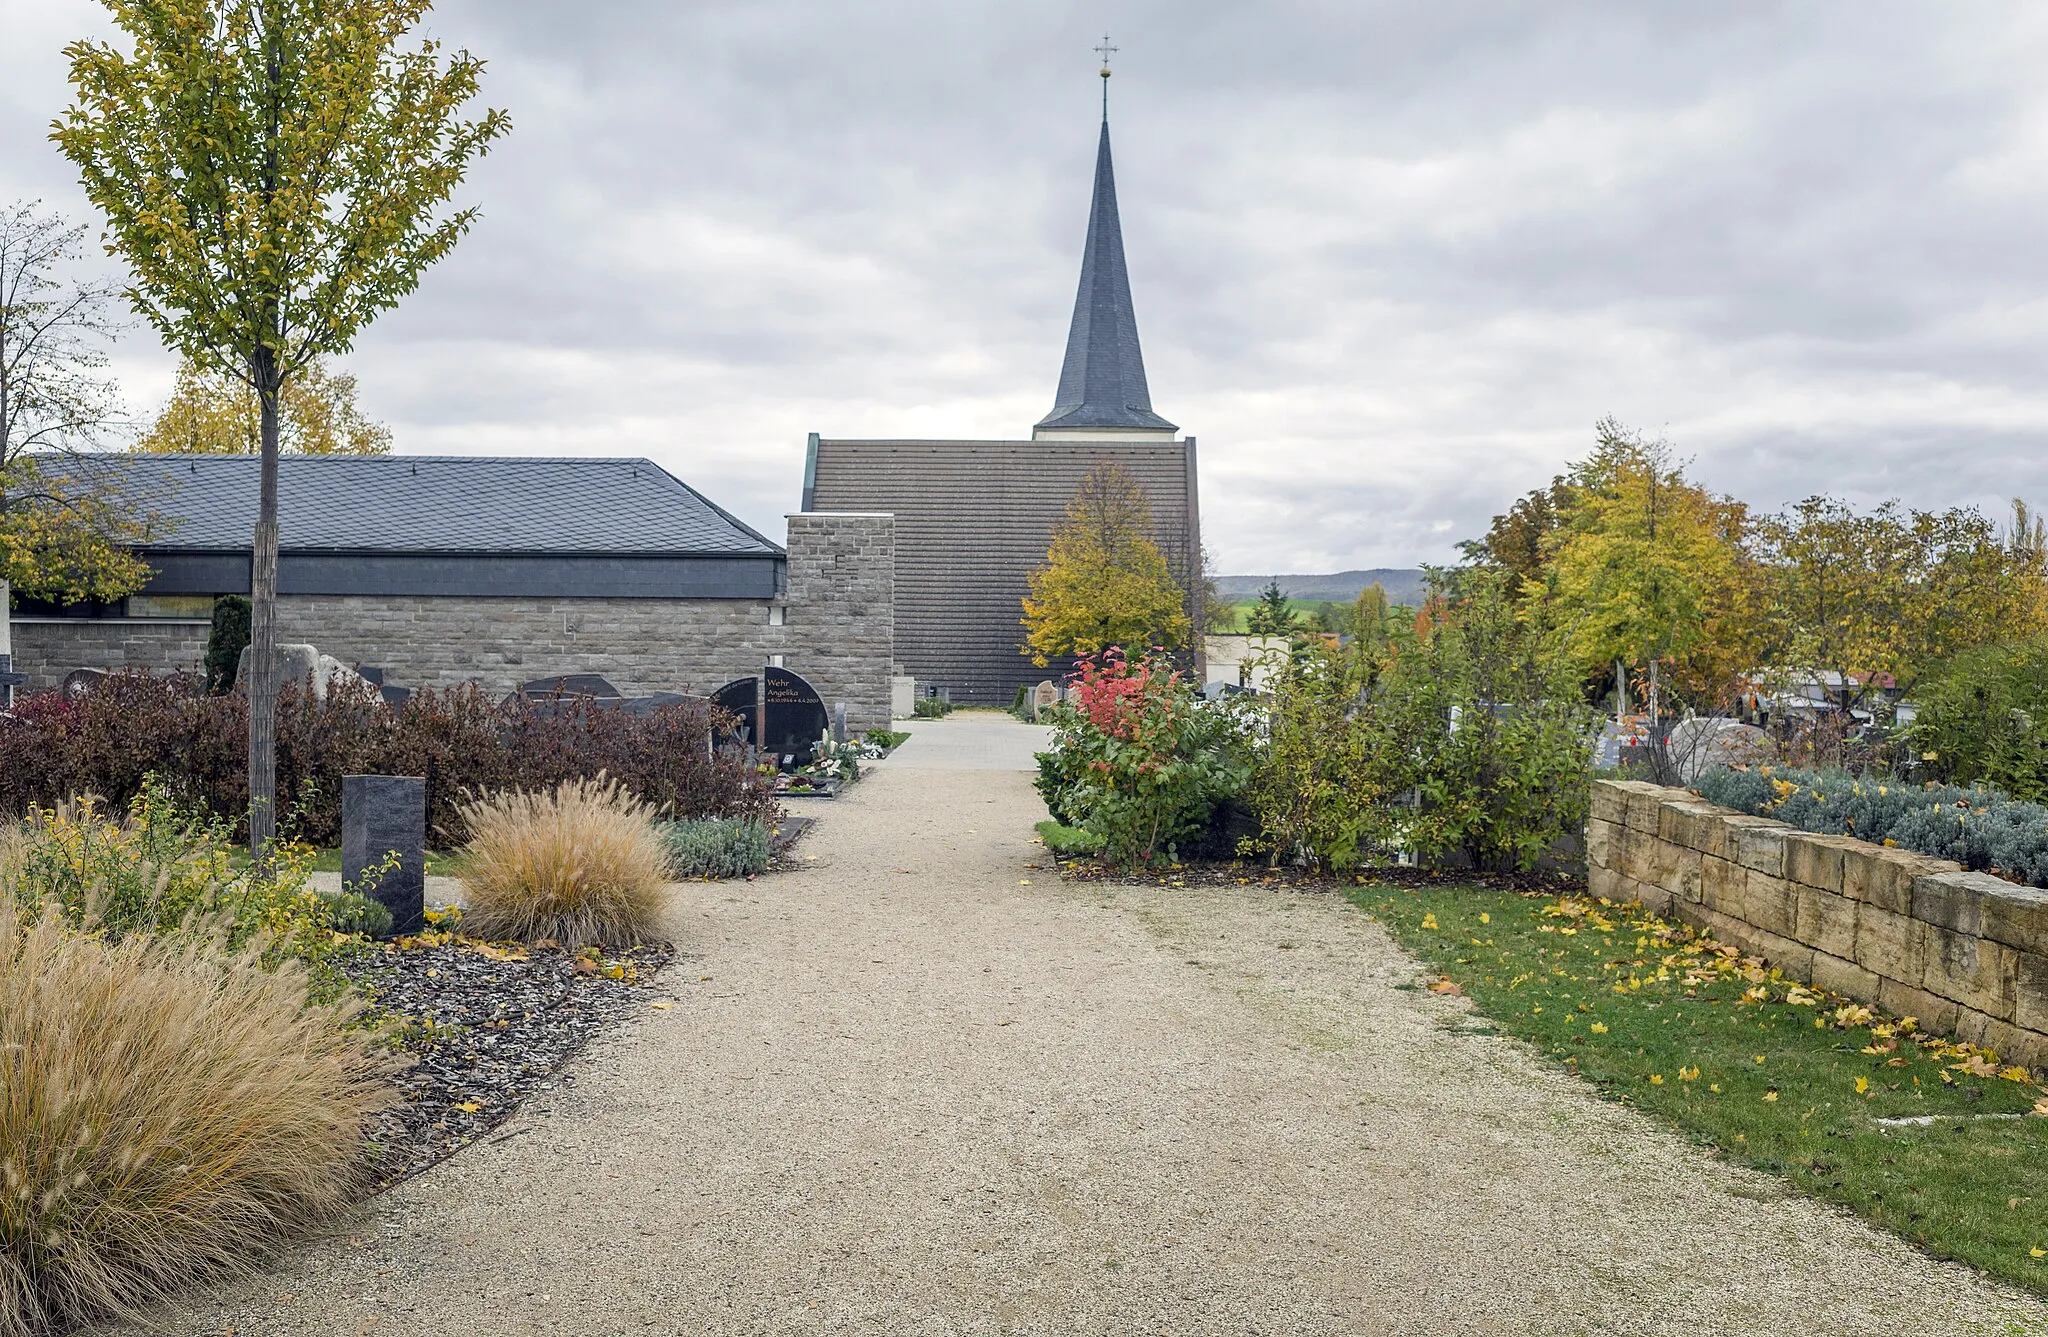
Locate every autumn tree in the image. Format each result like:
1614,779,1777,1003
136,355,392,455
56,0,508,849
1022,462,1191,666
1541,419,1750,720
1748,496,2048,717
0,201,151,674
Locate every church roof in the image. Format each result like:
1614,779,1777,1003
1035,119,1177,434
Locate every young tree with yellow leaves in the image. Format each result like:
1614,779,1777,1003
1022,462,1191,667
55,0,508,849
136,356,392,455
1541,419,1750,721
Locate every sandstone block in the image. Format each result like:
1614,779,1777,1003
1981,885,2048,955
1590,782,1629,826
1921,927,2017,1020
1783,832,1859,894
1911,869,2008,938
1586,818,1622,872
1980,1017,2047,1074
1841,844,1942,915
1853,906,1928,983
1792,886,1858,960
2013,951,2048,1034
1733,823,1787,878
1700,856,1745,917
1740,870,1797,939
1588,862,1626,902
1810,951,1879,1002
1876,976,1961,1036
1658,845,1704,904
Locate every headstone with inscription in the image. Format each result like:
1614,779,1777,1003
342,774,425,937
763,665,828,765
710,677,758,748
1032,680,1059,720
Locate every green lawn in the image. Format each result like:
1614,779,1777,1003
1353,882,2048,1294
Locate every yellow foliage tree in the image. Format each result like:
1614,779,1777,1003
1022,462,1191,667
1541,420,1750,717
135,357,392,455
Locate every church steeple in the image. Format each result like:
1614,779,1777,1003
1033,76,1177,439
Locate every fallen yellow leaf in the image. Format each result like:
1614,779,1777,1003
650,1001,674,1010
1589,1021,1608,1034
1762,1090,1780,1102
454,1101,482,1114
1855,1076,1869,1096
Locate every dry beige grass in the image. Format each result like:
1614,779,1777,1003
455,775,670,948
0,901,391,1337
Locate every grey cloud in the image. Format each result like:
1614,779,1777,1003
4,0,2048,569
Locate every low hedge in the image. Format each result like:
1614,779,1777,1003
1696,764,2048,889
0,672,779,847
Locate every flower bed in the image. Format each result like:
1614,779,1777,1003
1698,765,2048,889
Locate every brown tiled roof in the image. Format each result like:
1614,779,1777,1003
807,439,1200,703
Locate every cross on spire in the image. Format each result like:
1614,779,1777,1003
1095,33,1117,116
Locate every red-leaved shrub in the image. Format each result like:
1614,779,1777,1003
0,673,777,846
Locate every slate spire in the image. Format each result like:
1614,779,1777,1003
1035,113,1177,434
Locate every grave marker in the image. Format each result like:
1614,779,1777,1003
342,774,426,937
764,665,828,764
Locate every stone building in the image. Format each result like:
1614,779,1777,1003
8,454,894,729
804,101,1202,704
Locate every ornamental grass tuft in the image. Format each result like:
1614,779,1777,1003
456,775,671,948
0,899,391,1337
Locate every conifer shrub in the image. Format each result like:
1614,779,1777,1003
660,817,771,879
456,775,671,947
0,900,390,1337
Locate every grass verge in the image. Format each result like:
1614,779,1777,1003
1353,882,2048,1294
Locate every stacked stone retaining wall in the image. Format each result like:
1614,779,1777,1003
1590,778,2048,1071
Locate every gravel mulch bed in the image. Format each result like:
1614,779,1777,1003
1053,857,1585,896
338,933,674,1189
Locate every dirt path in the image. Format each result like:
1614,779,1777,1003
115,716,2046,1335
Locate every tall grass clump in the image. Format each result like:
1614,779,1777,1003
0,902,390,1337
456,775,670,948
660,817,771,880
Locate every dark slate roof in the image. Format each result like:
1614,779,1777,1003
103,454,781,556
1036,119,1177,433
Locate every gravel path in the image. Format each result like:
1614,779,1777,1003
111,716,2047,1335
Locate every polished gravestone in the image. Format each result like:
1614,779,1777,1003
342,774,426,937
764,666,828,765
710,677,758,748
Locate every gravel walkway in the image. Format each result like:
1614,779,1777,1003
110,716,2047,1334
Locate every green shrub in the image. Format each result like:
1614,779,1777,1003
320,891,394,939
1697,764,2048,888
456,775,671,947
0,777,331,956
1034,649,1254,868
1010,683,1031,718
912,696,954,719
864,729,909,751
1034,819,1106,858
1250,566,1598,872
661,817,771,879
1909,635,2048,803
0,897,391,1337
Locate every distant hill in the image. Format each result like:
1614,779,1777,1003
1216,569,1428,608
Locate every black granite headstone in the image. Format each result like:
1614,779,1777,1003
517,673,621,700
764,666,828,764
0,655,24,709
710,677,758,747
342,774,426,937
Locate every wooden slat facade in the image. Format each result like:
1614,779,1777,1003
807,438,1202,704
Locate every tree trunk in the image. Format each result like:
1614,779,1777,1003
0,576,12,707
247,348,281,856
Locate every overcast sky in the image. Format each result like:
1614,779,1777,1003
5,2,2048,572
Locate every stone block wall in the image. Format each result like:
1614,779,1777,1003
273,595,778,700
10,618,211,689
779,512,894,731
1590,779,2048,1071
